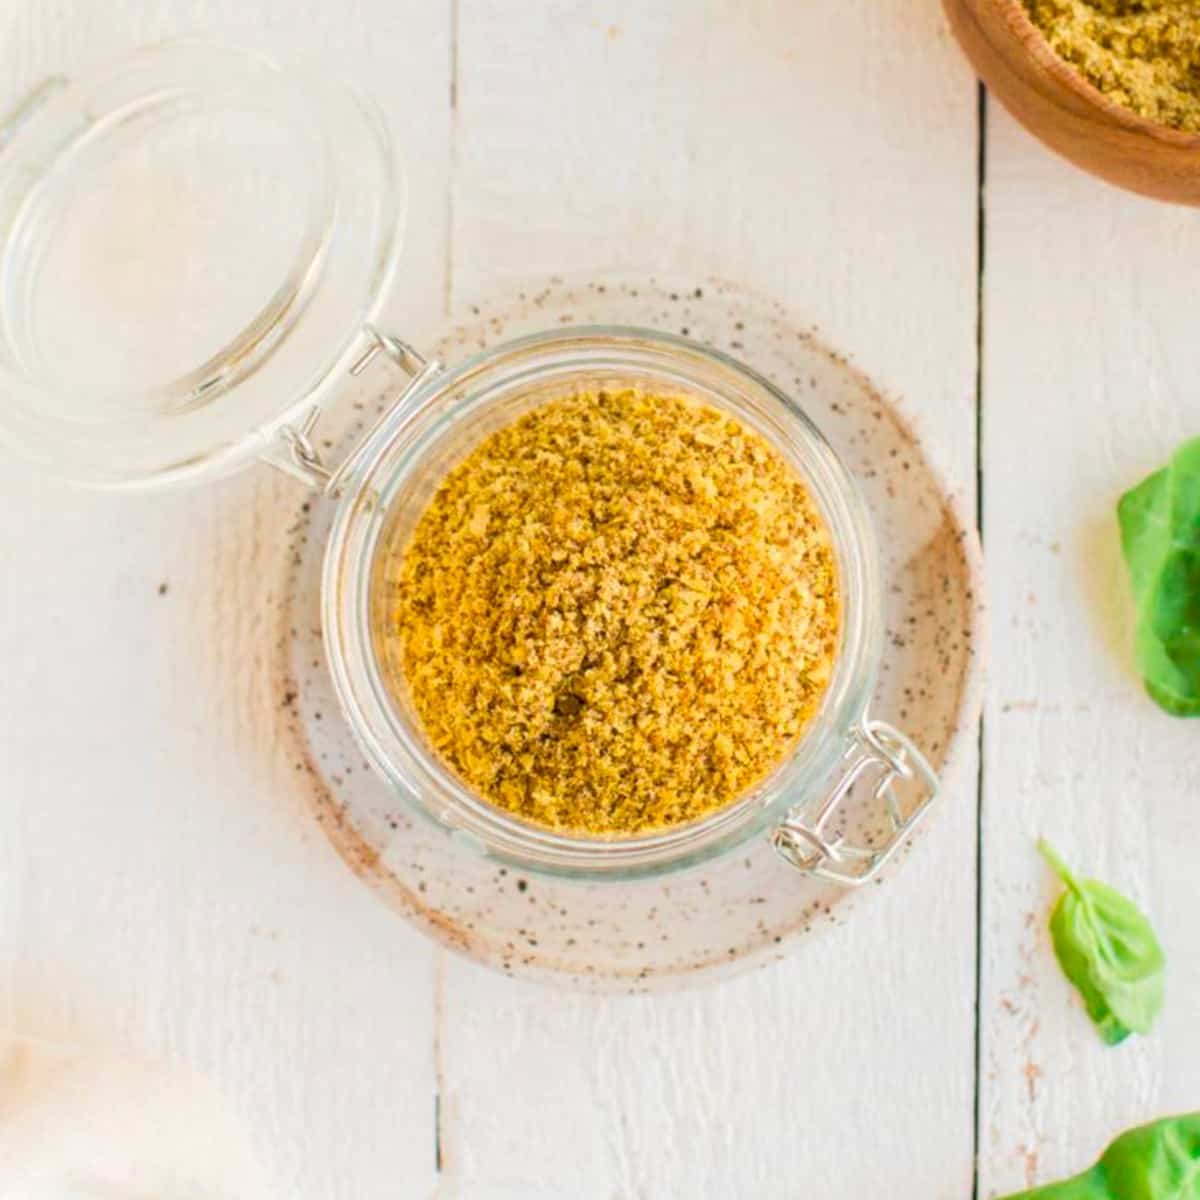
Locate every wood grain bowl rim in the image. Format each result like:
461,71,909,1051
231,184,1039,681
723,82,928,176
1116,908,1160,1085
967,0,1200,149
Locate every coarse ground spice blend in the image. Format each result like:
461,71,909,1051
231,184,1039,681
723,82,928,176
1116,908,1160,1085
379,386,839,837
1024,0,1200,131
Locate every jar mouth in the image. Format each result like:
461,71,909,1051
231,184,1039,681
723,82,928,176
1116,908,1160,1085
323,327,884,880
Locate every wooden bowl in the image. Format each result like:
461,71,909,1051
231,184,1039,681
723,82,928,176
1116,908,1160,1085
944,0,1200,204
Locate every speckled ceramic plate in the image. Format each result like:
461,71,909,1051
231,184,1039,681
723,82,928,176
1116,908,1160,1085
277,276,985,992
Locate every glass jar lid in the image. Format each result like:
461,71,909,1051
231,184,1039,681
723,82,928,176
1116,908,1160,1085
0,40,404,487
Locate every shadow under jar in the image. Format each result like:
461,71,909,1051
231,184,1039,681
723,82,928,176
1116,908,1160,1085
0,41,938,894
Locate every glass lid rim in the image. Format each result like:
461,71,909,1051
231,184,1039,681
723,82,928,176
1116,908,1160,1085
0,38,407,491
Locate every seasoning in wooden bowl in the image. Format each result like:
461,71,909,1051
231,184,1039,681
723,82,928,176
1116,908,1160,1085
1024,0,1200,131
379,387,839,837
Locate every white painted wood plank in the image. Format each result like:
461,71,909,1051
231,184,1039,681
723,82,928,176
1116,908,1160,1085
0,3,453,1196
439,3,980,1197
979,104,1200,1197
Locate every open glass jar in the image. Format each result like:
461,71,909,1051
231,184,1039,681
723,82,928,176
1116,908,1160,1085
0,41,937,890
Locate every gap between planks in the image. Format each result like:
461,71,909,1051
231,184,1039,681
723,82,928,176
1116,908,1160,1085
971,80,989,1200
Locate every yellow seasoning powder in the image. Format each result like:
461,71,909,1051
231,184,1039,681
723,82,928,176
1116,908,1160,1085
379,387,840,837
1024,0,1200,132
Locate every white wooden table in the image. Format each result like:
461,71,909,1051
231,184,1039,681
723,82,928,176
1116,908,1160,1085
2,2,1197,1197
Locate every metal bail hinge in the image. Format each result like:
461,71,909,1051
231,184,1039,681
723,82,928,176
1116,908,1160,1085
772,720,939,886
263,325,443,492
349,327,427,378
275,406,333,488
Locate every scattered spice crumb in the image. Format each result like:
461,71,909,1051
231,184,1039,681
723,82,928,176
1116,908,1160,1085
378,386,839,836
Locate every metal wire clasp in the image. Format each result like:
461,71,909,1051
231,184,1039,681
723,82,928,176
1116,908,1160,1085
265,325,444,492
772,720,939,886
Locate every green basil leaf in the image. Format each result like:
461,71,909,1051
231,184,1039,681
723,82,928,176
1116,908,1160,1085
1038,839,1164,1045
998,1113,1200,1199
1118,437,1200,717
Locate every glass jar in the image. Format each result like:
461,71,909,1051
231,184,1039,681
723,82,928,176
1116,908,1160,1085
324,326,938,882
0,41,937,890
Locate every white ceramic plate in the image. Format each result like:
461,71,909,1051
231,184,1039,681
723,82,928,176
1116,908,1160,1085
276,276,985,992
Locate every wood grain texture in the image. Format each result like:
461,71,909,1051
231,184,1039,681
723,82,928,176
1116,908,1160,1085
0,3,453,1197
977,102,1200,1196
944,0,1200,205
437,2,980,1197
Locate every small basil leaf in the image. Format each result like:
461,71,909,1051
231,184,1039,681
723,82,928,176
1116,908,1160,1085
998,1112,1200,1200
1118,437,1200,717
1038,839,1164,1045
